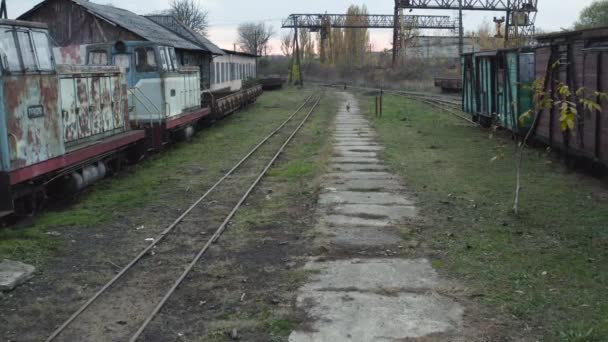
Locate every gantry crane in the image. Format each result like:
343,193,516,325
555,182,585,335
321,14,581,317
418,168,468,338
395,0,539,59
282,13,457,76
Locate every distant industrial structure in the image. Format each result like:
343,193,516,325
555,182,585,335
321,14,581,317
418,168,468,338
404,36,479,60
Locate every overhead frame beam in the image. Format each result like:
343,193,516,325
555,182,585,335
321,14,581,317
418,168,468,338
282,14,457,30
395,0,538,11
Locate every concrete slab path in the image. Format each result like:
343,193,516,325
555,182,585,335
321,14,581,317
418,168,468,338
289,93,466,342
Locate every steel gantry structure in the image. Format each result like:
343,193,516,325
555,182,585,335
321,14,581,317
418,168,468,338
281,13,456,30
282,13,457,73
395,0,539,56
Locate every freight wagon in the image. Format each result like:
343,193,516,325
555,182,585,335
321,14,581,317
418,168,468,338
462,49,536,132
533,27,608,165
0,20,145,218
461,26,608,167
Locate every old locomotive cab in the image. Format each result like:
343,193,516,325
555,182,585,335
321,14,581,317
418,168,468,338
0,20,145,217
84,41,207,149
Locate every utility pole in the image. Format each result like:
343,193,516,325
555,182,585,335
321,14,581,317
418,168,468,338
458,0,463,57
1,0,7,19
391,3,400,68
294,16,303,86
505,0,511,44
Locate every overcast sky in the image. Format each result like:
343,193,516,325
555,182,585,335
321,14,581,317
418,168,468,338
10,0,596,52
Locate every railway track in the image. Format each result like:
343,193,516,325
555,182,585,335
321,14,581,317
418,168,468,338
45,91,323,342
318,83,475,126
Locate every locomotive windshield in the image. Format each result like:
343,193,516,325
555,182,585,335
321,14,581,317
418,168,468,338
0,28,53,73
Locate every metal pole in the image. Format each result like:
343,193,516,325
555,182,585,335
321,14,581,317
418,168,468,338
1,0,7,19
505,0,511,45
458,0,464,57
392,1,400,68
294,16,303,86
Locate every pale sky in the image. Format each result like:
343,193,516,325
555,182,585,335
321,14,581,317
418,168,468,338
9,0,597,53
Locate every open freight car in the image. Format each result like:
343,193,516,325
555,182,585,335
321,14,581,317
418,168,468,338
0,20,145,218
534,27,608,166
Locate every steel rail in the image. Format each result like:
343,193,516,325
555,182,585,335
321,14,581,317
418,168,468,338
318,83,472,125
129,95,322,341
45,92,318,342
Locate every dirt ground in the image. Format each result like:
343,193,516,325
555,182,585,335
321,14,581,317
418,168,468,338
0,87,335,341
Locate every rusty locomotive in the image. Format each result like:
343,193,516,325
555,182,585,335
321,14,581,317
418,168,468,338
0,19,262,218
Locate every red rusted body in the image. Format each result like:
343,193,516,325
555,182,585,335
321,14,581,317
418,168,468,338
535,28,608,165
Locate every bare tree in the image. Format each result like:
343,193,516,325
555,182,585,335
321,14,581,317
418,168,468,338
280,31,293,57
169,0,209,36
237,22,275,55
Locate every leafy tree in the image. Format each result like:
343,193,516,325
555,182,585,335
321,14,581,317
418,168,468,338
237,22,275,56
168,0,209,36
575,0,608,30
512,66,608,214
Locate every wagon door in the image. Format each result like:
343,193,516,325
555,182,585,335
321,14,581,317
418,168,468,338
87,76,104,136
517,53,535,133
60,78,79,143
496,54,507,128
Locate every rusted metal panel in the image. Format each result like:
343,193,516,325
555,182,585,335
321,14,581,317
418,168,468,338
53,45,87,65
58,71,128,146
4,74,63,170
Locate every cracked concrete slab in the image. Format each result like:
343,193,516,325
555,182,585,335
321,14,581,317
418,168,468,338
319,191,414,206
325,171,396,180
324,178,403,191
321,214,391,228
324,226,402,247
330,157,382,164
330,163,387,172
334,146,384,152
290,92,465,342
290,291,464,342
333,151,378,158
0,259,35,291
301,258,441,290
330,204,417,221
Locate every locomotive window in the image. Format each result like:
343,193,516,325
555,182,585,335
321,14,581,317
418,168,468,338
135,47,157,72
32,31,52,71
114,54,131,72
88,50,108,65
17,31,36,71
158,48,169,71
169,48,178,70
0,30,20,72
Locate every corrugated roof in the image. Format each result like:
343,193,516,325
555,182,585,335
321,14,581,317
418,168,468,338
19,0,204,51
145,15,224,55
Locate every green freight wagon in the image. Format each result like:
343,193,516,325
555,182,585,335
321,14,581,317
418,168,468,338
461,53,477,115
461,49,534,132
475,51,498,127
495,49,535,134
